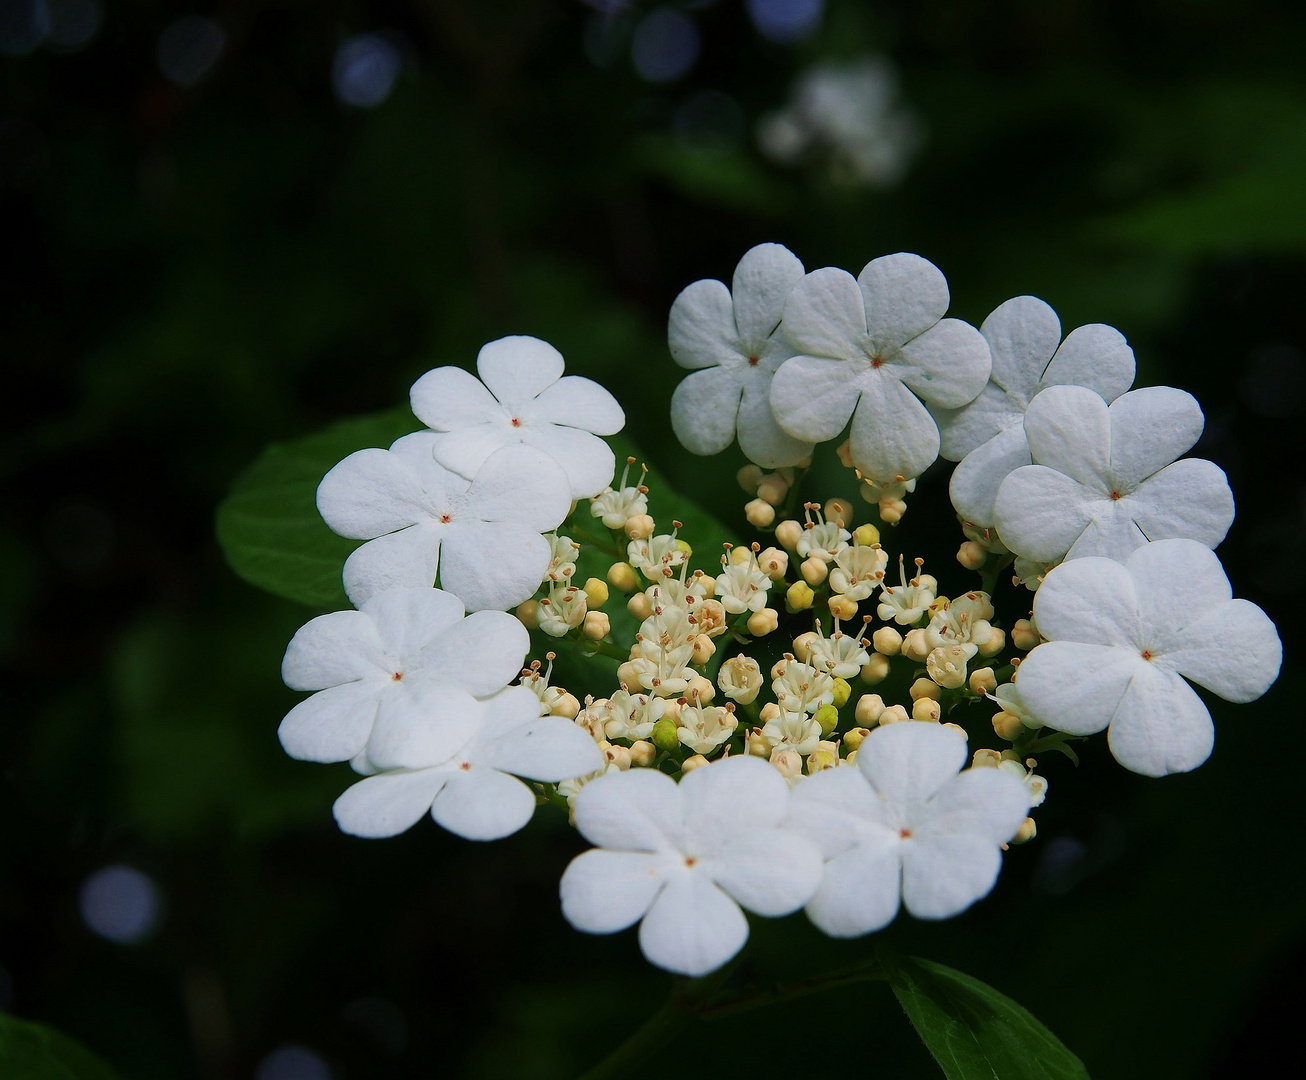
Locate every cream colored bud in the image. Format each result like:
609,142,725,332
879,704,910,725
607,561,639,593
879,498,906,524
759,702,781,724
691,634,716,666
514,599,540,630
616,661,640,692
843,726,872,751
860,653,890,685
827,594,858,621
1011,817,1037,844
912,697,942,723
968,667,998,695
792,631,817,662
942,722,968,739
815,704,839,737
747,608,779,637
800,557,829,587
728,544,753,566
681,754,710,773
624,514,655,540
770,748,802,781
835,439,854,468
956,540,986,571
1011,618,1040,651
604,743,632,770
717,655,763,704
745,728,770,756
855,694,885,727
745,498,776,528
676,539,693,558
756,472,789,506
852,523,880,547
627,591,654,621
972,748,1003,768
757,546,789,580
992,711,1024,740
770,657,789,681
661,698,683,722
650,717,679,751
807,746,839,774
786,580,815,611
831,677,852,709
685,674,715,705
901,628,930,663
582,611,611,640
774,519,804,552
824,497,855,529
909,677,940,701
845,749,858,766
551,692,581,720
872,626,902,656
583,577,610,608
926,646,967,690
736,464,765,493
629,740,656,767
978,627,1006,657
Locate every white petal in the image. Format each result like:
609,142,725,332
860,722,967,809
279,680,382,763
1161,599,1281,703
786,764,890,860
1032,555,1140,645
526,424,617,500
472,694,606,781
531,375,625,436
980,295,1061,399
948,424,1031,527
387,432,466,500
560,849,668,933
1014,641,1144,736
1105,662,1214,777
1108,386,1204,489
1023,385,1111,488
769,353,860,443
848,372,940,482
638,872,749,977
359,587,466,660
680,755,793,847
333,769,448,838
431,766,537,840
317,448,427,539
365,681,482,771
1126,458,1234,549
705,830,823,917
475,336,564,407
342,525,442,607
415,609,528,696
1042,323,1135,402
732,242,805,344
430,424,516,482
572,768,682,852
671,365,743,456
901,834,1002,920
438,522,551,612
917,768,1029,846
668,278,738,371
934,384,1023,462
897,318,992,409
735,368,814,468
1126,538,1231,632
409,366,504,431
1062,503,1150,563
780,267,868,359
282,610,387,690
857,252,949,352
804,835,902,937
992,465,1095,564
464,444,572,531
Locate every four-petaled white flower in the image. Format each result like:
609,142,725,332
333,686,604,841
992,385,1234,565
279,587,528,764
933,296,1136,528
410,336,626,500
1015,539,1281,777
559,756,823,976
786,722,1029,937
770,253,991,484
668,243,815,468
317,433,571,611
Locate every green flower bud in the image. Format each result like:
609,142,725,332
651,717,680,752
816,703,839,737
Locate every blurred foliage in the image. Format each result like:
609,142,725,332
3,0,1305,1078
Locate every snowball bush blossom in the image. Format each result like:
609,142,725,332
770,254,991,484
668,243,815,468
317,433,572,610
559,757,823,976
280,586,528,764
1015,539,1281,777
410,335,626,500
993,385,1235,565
933,296,1136,529
787,723,1029,936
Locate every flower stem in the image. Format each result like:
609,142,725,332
580,638,629,663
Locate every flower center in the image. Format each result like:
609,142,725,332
899,828,912,840
440,513,452,523
1110,490,1122,501
1141,649,1153,661
392,671,403,681
460,761,472,771
684,856,697,868
747,354,759,366
510,416,522,427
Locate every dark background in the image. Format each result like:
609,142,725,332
3,1,1304,1077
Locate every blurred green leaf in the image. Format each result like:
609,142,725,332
0,1013,123,1080
885,952,1091,1080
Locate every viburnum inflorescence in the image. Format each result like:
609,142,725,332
276,243,1281,982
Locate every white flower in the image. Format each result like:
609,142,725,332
759,709,823,756
668,243,815,468
601,690,666,742
717,655,763,704
773,660,836,715
1015,539,1281,777
786,722,1029,937
316,433,572,611
591,458,649,530
770,254,991,483
279,587,528,763
933,296,1135,529
971,751,1047,809
827,543,887,601
676,704,738,754
716,547,772,614
877,555,936,625
992,385,1235,565
544,534,580,584
805,623,871,680
627,532,687,583
409,336,626,500
332,686,603,841
559,757,823,976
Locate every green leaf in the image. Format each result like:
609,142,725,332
215,407,416,608
883,952,1091,1080
0,1013,124,1080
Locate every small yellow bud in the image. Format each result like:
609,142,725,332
624,514,655,540
855,694,885,727
828,594,858,621
691,633,716,666
756,472,789,506
901,628,930,663
629,740,656,767
745,729,770,756
729,544,753,566
747,608,779,637
736,464,765,493
909,677,940,701
912,696,942,722
852,522,880,547
879,497,906,524
695,573,718,597
978,627,1006,657
1011,817,1037,844
607,561,639,593
872,626,902,656
992,711,1024,741
582,611,611,640
843,726,872,751
745,498,776,528
676,539,693,557
800,556,829,587
685,674,715,705
774,519,804,552
926,646,968,690
757,546,789,580
770,657,789,680
860,653,891,685
1011,618,1041,651
824,497,854,529
972,748,1003,768
770,748,802,781
627,591,654,621
807,745,839,774
551,692,581,720
514,599,540,630
604,743,632,770
583,577,609,608
968,667,998,695
617,661,641,693
879,704,910,725
759,702,781,724
651,717,679,751
681,754,710,773
786,580,815,611
942,722,968,739
831,677,852,709
845,749,858,766
956,540,986,571
791,631,817,662
815,703,839,736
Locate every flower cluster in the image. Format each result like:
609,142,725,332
276,245,1280,979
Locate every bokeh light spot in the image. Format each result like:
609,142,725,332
46,0,101,51
79,864,162,944
747,0,824,44
256,1044,332,1080
156,15,226,88
332,34,402,108
0,0,51,57
630,8,699,83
